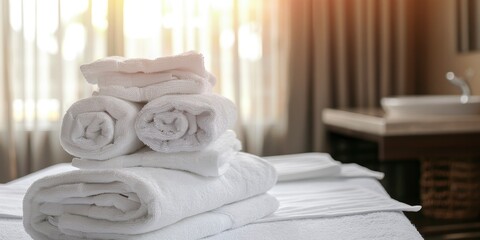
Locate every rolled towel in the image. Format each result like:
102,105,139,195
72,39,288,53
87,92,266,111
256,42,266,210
60,96,144,160
23,152,277,240
80,51,215,102
72,130,242,177
135,94,237,153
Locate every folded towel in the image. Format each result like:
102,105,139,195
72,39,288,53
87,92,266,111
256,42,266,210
60,194,278,240
23,152,277,240
264,153,342,182
80,51,216,102
261,185,420,223
135,94,237,153
60,96,144,160
72,130,242,177
80,51,211,82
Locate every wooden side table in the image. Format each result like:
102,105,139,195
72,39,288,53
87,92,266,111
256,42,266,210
322,108,480,160
322,108,480,239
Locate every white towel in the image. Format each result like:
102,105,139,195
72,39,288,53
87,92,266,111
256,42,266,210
80,51,216,102
72,130,242,177
60,194,279,240
60,96,144,160
23,152,277,240
265,153,385,181
264,153,341,182
135,93,237,153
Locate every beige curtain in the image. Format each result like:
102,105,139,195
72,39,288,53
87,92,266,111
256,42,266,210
1,0,421,182
0,0,106,182
282,0,421,154
0,0,288,182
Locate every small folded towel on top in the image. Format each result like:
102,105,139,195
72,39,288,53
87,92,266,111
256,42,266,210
80,51,215,102
264,153,341,182
72,130,242,177
135,94,237,153
23,152,277,240
60,96,144,160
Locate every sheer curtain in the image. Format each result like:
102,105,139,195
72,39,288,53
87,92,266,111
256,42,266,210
0,0,107,182
0,0,288,182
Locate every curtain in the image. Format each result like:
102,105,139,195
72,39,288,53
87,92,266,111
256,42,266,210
1,0,422,182
0,0,107,182
282,0,421,154
0,0,288,182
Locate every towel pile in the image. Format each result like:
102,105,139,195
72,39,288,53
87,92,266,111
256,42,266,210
23,51,278,240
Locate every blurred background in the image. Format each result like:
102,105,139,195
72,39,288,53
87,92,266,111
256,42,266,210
1,0,480,186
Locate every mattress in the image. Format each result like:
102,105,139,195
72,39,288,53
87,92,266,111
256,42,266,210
0,158,423,240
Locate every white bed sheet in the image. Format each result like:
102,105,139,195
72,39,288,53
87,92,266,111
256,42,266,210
0,163,422,240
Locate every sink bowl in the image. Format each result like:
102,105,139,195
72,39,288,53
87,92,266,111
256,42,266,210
381,95,480,117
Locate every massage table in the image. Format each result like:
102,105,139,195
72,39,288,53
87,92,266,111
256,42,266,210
0,159,423,240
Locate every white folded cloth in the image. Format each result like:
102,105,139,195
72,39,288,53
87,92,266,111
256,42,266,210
72,130,242,177
60,96,144,160
265,152,385,181
261,184,420,223
264,153,342,182
135,93,237,153
23,152,277,240
62,194,278,240
80,51,216,102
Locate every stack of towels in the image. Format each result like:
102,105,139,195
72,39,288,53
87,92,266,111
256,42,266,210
22,51,279,240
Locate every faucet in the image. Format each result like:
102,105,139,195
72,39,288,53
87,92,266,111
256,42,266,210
445,72,471,103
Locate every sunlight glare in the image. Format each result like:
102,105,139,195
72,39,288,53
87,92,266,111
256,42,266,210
209,0,233,11
62,23,86,60
92,0,108,31
220,29,235,49
37,0,59,54
9,0,22,32
124,0,161,38
238,23,262,61
23,0,35,42
60,0,88,23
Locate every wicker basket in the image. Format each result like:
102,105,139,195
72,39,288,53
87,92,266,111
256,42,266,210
421,158,480,219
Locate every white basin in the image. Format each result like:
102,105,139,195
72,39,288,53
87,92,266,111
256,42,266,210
381,95,480,117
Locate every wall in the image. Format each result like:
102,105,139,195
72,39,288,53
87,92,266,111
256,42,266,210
423,0,480,95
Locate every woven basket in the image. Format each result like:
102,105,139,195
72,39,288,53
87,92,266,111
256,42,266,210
421,158,480,219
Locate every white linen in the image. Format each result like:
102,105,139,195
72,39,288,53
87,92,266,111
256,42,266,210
264,152,341,181
62,194,278,240
72,130,242,177
135,93,237,153
80,51,216,102
261,182,420,222
1,164,78,220
80,51,211,83
206,211,423,240
0,162,422,240
341,163,385,179
60,96,144,160
22,152,277,240
0,186,28,218
0,211,422,240
207,178,422,240
265,152,385,181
